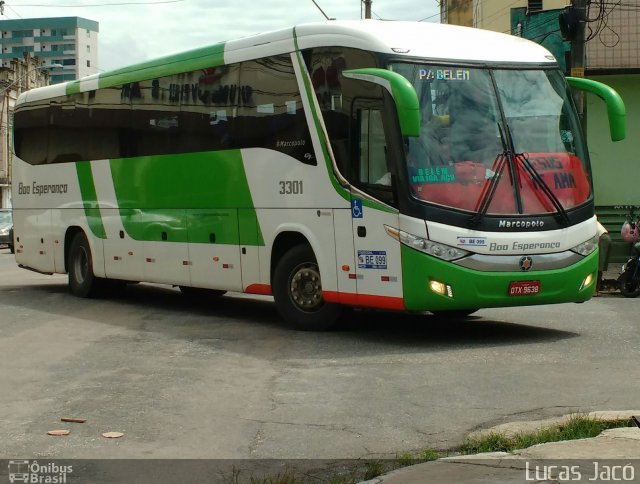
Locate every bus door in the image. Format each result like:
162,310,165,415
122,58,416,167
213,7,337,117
350,100,403,308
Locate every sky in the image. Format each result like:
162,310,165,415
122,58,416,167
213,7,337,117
1,0,441,72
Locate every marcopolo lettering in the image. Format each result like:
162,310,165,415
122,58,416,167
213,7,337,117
276,140,306,148
498,219,545,228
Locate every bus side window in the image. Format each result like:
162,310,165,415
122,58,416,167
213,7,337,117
358,108,389,185
323,110,350,174
303,47,379,177
236,56,313,164
355,104,396,206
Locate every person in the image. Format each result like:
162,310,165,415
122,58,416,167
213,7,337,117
595,220,611,296
447,77,502,165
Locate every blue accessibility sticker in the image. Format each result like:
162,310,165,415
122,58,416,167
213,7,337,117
352,199,363,219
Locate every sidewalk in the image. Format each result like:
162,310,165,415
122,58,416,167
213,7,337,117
365,411,640,484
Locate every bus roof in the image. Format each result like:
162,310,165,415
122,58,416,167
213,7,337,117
17,20,556,105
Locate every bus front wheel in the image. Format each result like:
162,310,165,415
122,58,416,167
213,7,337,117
273,245,342,331
68,232,100,298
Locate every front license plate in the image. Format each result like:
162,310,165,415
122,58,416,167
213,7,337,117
508,280,540,296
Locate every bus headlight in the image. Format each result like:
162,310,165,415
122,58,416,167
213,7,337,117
570,234,599,256
580,272,595,290
430,279,454,297
385,226,469,261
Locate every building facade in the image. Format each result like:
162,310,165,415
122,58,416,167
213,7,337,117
440,0,567,31
0,55,51,207
0,17,99,84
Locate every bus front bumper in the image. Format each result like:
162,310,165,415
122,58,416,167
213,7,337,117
401,246,598,312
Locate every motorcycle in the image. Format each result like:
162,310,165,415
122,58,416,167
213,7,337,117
618,219,640,298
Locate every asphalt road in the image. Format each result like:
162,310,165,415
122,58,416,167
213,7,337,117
1,247,638,460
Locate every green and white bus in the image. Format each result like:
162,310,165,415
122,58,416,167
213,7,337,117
11,21,626,330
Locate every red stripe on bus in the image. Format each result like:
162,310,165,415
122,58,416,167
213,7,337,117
245,284,272,295
323,291,404,310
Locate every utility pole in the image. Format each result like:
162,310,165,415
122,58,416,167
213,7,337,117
569,0,587,126
363,0,372,19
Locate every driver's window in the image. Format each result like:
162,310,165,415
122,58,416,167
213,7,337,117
359,108,389,186
354,101,396,207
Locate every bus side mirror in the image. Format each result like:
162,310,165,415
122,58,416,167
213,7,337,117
566,77,626,142
343,68,420,137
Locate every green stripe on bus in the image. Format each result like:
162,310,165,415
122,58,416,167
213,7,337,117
97,43,226,90
65,43,226,94
75,162,107,239
109,150,264,246
66,81,82,95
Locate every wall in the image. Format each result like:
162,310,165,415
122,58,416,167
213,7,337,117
466,0,567,32
587,74,640,262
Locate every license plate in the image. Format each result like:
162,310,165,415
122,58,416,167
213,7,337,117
508,280,540,296
357,250,387,269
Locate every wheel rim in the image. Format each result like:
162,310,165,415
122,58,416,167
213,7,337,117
73,246,89,285
288,262,324,312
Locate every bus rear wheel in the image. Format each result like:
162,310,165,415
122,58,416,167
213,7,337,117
273,245,342,331
68,232,101,298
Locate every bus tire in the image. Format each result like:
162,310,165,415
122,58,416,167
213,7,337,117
68,232,101,298
273,244,342,331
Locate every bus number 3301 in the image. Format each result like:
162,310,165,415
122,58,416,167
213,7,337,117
279,180,303,195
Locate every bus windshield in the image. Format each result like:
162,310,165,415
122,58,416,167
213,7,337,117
390,63,590,216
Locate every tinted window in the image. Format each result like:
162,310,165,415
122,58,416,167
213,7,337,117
237,55,313,164
303,47,378,176
14,55,313,165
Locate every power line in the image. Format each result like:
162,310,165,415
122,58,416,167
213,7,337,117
310,0,333,20
6,4,22,16
8,0,184,6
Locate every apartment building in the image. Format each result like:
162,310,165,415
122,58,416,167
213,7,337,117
0,17,99,84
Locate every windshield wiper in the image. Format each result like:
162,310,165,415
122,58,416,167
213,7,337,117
469,152,508,227
514,152,571,226
468,122,511,228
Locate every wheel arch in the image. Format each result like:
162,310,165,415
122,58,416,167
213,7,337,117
64,226,86,273
268,220,339,293
270,231,311,285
